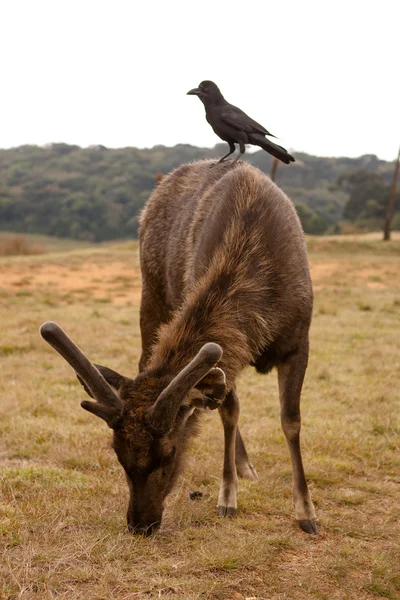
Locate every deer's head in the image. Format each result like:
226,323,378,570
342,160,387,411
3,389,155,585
40,322,226,534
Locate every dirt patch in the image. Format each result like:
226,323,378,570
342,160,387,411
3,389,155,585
310,262,392,290
310,263,338,281
0,260,141,305
1,257,395,302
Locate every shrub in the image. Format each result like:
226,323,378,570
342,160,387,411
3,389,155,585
0,235,45,256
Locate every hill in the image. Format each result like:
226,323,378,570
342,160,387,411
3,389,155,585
0,143,396,240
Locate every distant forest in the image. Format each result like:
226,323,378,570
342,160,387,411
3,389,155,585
0,143,398,241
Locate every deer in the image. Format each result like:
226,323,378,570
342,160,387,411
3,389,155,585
40,159,318,535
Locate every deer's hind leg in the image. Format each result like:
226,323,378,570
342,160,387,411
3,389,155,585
235,427,258,480
277,339,317,534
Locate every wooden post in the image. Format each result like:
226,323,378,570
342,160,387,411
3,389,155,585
270,157,279,182
383,146,400,241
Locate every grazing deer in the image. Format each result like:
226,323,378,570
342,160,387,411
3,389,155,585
40,159,317,535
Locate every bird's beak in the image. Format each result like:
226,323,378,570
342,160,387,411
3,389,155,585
187,88,201,96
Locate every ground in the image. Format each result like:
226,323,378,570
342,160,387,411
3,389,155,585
0,234,399,599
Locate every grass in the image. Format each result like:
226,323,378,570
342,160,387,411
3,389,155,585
1,235,400,599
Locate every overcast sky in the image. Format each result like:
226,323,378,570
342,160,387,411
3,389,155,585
1,0,398,160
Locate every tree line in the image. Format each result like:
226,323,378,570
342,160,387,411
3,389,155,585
0,143,398,241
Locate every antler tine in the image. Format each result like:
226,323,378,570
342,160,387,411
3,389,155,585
40,321,123,411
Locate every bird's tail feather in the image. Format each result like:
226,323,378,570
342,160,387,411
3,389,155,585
250,134,295,164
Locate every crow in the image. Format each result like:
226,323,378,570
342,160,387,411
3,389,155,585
187,80,295,165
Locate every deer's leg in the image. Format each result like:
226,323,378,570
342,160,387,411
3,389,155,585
235,427,258,480
217,388,257,515
277,340,318,534
217,389,239,516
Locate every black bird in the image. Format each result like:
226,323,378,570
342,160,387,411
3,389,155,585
187,81,295,165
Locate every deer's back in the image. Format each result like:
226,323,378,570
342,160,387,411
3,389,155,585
140,160,313,366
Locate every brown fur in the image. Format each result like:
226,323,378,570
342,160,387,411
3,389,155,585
132,159,317,534
140,159,312,382
62,159,317,535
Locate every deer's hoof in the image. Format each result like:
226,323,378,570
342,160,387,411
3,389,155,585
298,519,319,534
217,506,236,518
237,461,258,480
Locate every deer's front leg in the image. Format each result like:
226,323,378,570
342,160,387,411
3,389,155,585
217,389,240,517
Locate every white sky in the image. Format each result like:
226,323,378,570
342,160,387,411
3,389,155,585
0,0,398,160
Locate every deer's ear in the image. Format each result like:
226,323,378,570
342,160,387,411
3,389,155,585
194,367,226,400
76,365,126,399
187,367,227,410
92,365,126,397
148,343,223,433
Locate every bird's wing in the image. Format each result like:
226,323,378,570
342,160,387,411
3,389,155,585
220,104,276,137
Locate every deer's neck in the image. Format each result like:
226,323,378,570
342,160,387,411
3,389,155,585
148,275,256,387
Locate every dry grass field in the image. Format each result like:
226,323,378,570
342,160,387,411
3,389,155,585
0,232,96,256
1,235,399,599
